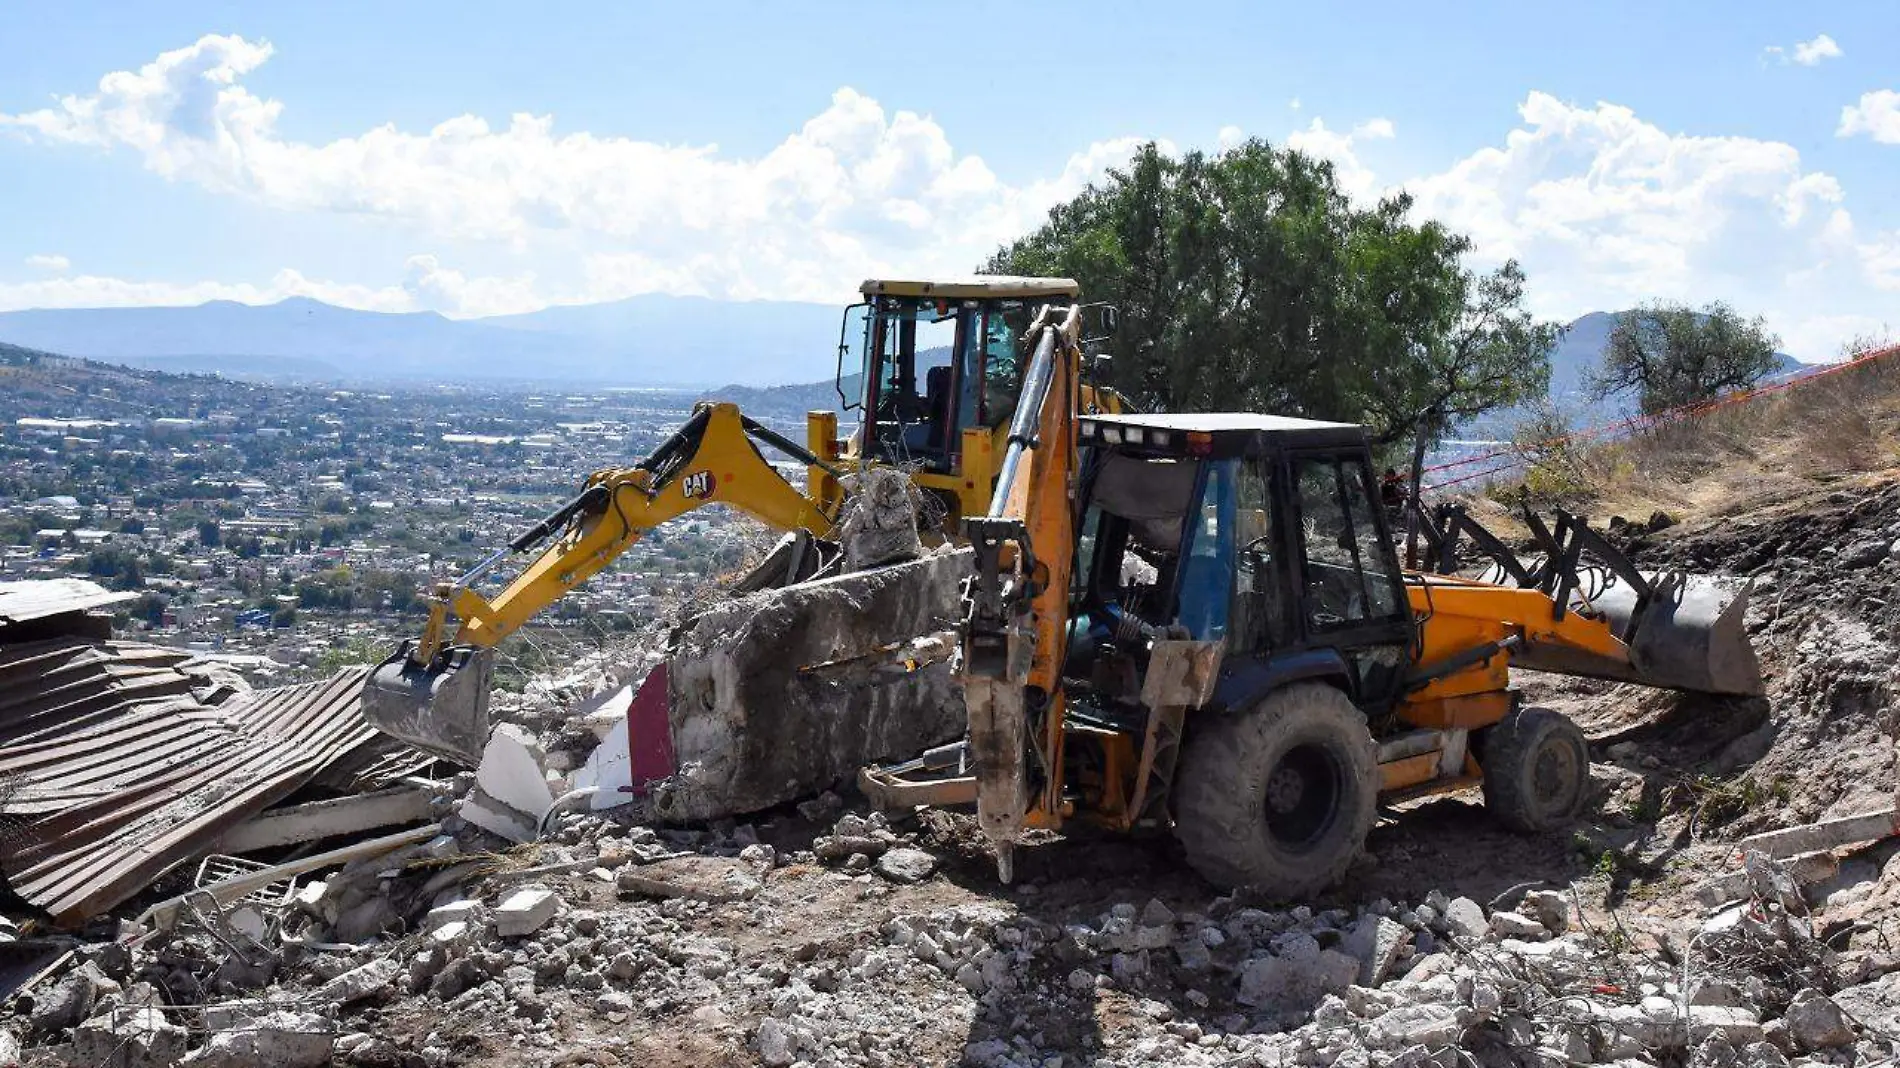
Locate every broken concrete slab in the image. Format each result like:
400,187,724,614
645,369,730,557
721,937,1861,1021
1692,850,1840,909
215,786,437,854
1490,911,1547,940
615,855,762,903
423,899,482,932
72,1004,187,1068
187,1011,335,1068
1737,808,1900,859
874,848,937,884
1783,988,1856,1051
655,549,972,821
459,725,556,842
1521,890,1569,933
1443,897,1487,940
1235,937,1358,1007
1344,915,1411,986
1687,1005,1764,1045
316,957,398,1007
1831,971,1900,1037
494,888,561,938
29,960,116,1032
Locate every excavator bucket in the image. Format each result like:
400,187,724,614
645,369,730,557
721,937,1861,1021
1588,569,1760,696
1507,566,1763,697
1424,504,1764,698
360,642,495,767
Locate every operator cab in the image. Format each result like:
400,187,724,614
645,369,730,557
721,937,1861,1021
1064,413,1414,726
839,277,1082,473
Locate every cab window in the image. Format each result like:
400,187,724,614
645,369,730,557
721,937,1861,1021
1294,455,1404,631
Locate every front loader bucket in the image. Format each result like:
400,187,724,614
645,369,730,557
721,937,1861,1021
1508,567,1764,697
361,642,495,767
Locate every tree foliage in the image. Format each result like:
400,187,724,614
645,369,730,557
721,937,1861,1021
1592,302,1780,416
982,140,1556,450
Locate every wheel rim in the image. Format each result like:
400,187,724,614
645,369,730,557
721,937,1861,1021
1262,742,1345,852
1530,734,1582,816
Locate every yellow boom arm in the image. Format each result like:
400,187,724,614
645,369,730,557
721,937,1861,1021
413,402,839,661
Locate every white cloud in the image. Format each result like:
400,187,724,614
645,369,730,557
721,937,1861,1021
24,254,70,272
1863,232,1900,291
1353,118,1396,141
1217,125,1245,151
1839,90,1900,144
1764,34,1843,66
1286,117,1392,199
2,37,1891,361
0,268,414,315
1391,92,1894,359
1793,34,1844,65
1406,93,1840,302
0,35,1143,303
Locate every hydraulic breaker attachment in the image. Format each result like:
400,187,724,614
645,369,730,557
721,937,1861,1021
361,642,495,767
957,516,1040,883
959,517,1039,678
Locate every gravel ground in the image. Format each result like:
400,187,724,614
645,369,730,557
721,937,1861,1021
11,476,1900,1066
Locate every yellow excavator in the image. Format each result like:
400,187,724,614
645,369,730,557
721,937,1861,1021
860,300,1763,894
363,276,1125,765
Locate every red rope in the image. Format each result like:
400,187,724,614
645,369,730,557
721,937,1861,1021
1420,341,1900,493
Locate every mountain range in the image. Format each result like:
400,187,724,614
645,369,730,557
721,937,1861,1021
0,297,1803,395
0,294,847,388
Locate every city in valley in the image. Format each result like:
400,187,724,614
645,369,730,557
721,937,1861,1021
0,348,808,685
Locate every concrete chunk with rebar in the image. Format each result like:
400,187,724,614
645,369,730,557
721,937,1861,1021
652,548,972,821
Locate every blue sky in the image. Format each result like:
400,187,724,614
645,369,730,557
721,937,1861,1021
1,1,1896,358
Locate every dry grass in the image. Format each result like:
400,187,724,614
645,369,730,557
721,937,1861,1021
1492,349,1900,525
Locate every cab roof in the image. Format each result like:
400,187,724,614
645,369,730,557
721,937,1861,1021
859,276,1080,299
1080,411,1369,458
1086,413,1356,433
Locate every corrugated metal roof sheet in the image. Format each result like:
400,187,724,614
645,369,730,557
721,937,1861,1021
0,579,137,629
0,638,418,926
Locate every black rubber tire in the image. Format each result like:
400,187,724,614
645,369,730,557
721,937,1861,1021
1173,683,1378,896
1479,705,1590,833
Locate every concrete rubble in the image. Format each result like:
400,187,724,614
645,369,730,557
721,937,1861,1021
654,547,972,821
11,474,1900,1066
6,722,1900,1068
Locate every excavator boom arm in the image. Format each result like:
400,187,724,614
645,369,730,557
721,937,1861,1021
958,303,1084,879
365,401,842,766
447,404,836,648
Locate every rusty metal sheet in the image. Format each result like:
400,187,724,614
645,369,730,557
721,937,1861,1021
0,641,412,926
0,579,137,629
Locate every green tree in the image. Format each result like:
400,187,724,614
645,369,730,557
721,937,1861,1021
1355,260,1560,556
1591,302,1780,415
983,139,1556,454
197,519,221,548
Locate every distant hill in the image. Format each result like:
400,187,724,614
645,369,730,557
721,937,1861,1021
1547,311,1805,412
0,339,73,365
703,373,864,419
0,297,1813,396
0,293,847,388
